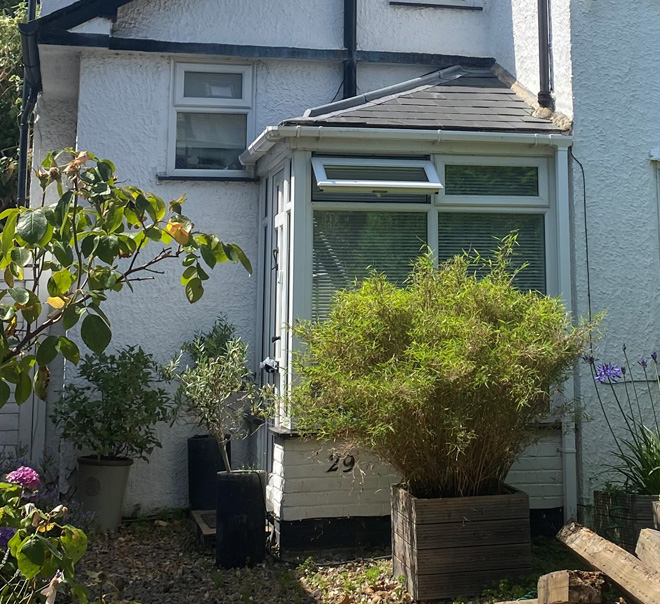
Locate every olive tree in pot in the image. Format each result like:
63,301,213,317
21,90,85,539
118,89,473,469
175,317,271,567
51,346,177,532
290,239,591,600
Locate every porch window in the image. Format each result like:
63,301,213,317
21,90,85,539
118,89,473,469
169,63,253,176
310,156,550,321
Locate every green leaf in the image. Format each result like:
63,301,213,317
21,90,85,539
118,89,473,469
62,305,84,330
54,191,73,228
33,366,50,401
49,270,75,296
200,245,217,269
180,266,196,285
37,336,60,366
14,370,32,404
10,248,30,267
52,241,74,267
95,235,119,264
16,210,48,245
233,245,252,275
17,537,45,580
8,287,29,305
97,160,114,182
1,212,18,258
185,278,204,303
57,337,80,365
61,527,87,564
81,314,112,354
0,381,10,408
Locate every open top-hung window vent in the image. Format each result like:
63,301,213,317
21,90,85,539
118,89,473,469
311,157,443,195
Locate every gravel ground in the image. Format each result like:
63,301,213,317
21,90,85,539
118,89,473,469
76,518,412,604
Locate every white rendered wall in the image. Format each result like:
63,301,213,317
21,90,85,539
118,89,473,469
567,0,660,517
115,0,489,58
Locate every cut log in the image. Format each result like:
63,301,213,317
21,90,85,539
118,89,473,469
537,570,604,603
558,522,660,604
636,528,660,570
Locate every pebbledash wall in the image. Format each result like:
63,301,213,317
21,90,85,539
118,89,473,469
33,0,580,516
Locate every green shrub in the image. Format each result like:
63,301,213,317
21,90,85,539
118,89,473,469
51,346,176,461
291,239,590,498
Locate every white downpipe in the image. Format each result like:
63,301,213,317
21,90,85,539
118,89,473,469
555,145,578,522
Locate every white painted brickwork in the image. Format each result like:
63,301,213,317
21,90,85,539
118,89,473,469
268,432,564,522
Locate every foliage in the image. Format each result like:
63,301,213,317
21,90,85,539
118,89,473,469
51,346,176,461
290,238,590,498
0,2,24,210
587,348,660,494
0,150,250,411
0,467,90,603
174,317,270,472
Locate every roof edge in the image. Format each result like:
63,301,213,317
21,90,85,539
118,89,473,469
37,0,134,31
304,65,468,118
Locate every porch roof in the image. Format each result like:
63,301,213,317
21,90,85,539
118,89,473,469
282,66,566,134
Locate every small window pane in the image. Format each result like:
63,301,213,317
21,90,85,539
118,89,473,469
313,211,427,320
323,165,429,182
183,72,243,99
445,165,539,196
437,212,546,293
176,113,246,171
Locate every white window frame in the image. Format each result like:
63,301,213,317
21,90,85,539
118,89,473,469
311,157,443,194
309,154,556,298
436,156,549,208
168,62,254,178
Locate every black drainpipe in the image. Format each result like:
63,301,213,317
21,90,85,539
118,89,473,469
343,0,357,98
16,0,40,207
537,0,553,108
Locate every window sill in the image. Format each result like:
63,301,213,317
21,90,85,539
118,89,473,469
157,174,259,183
390,1,483,9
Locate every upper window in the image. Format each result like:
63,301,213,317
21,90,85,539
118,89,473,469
169,63,253,176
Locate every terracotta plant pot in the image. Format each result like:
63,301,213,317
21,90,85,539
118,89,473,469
391,484,532,600
593,490,657,552
77,456,133,531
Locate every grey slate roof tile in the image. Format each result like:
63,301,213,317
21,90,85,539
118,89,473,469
283,67,567,134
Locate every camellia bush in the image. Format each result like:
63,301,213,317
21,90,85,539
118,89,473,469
0,150,250,408
291,239,591,499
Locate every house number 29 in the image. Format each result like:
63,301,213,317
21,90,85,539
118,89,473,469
327,454,355,473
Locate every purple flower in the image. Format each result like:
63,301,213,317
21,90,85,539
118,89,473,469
582,355,595,365
621,365,627,376
0,527,15,550
639,358,649,370
594,363,622,384
653,351,658,362
6,467,40,490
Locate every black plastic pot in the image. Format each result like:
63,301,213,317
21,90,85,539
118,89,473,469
216,471,266,568
187,435,230,510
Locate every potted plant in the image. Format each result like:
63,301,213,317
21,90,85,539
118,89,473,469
290,239,590,600
586,349,660,552
175,317,271,567
51,346,177,531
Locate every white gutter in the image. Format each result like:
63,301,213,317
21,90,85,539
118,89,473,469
241,125,573,165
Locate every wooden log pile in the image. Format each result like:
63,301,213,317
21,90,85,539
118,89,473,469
495,522,660,604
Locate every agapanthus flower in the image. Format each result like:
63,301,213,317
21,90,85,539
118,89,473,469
6,466,40,490
653,351,658,362
639,358,649,370
594,363,622,384
621,365,626,376
0,527,16,550
582,355,595,365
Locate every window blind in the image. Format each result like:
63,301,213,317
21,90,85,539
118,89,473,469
437,213,546,293
312,211,427,320
445,165,539,196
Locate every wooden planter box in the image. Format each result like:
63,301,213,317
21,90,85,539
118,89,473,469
593,490,657,552
391,485,532,601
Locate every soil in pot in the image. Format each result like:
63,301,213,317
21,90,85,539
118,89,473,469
216,470,266,568
391,484,532,601
76,456,133,532
188,435,231,510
